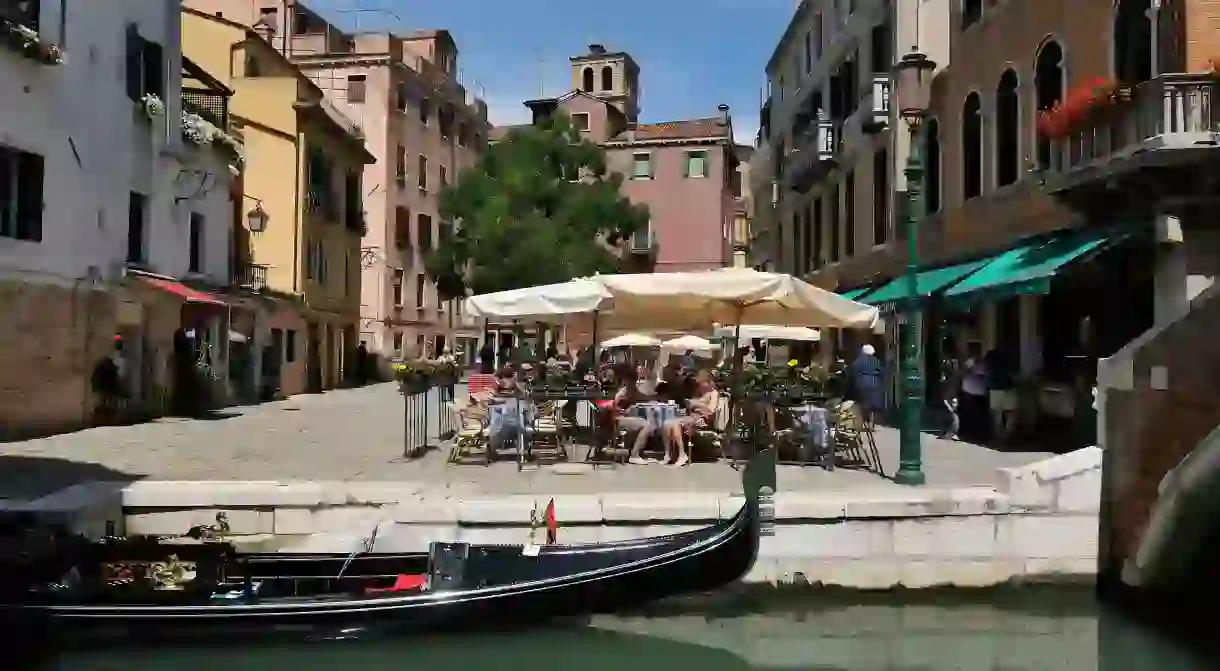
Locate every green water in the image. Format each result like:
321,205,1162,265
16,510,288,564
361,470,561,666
36,587,1214,670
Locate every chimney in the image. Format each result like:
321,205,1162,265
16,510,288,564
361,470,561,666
717,103,730,126
588,43,606,55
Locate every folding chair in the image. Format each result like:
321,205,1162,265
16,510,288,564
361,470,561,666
446,400,490,465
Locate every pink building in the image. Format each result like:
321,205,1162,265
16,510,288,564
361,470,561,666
183,0,490,362
496,45,741,272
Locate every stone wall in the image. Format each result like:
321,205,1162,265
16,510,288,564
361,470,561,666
9,448,1103,589
0,279,115,440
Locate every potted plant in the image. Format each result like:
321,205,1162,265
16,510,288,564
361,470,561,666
394,359,435,394
139,93,165,121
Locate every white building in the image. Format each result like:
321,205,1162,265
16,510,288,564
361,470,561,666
0,0,238,438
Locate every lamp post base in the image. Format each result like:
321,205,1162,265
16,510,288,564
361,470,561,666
893,463,926,486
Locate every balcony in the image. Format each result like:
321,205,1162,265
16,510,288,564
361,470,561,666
234,262,268,291
862,73,890,134
1043,73,1220,216
785,115,840,194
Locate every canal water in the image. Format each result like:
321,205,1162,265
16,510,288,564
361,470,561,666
35,586,1216,670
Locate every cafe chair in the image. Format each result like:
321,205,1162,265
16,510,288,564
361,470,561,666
446,400,491,465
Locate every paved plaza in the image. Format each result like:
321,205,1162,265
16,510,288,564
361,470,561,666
0,383,1053,500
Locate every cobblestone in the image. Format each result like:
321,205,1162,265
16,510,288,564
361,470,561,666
0,383,1052,499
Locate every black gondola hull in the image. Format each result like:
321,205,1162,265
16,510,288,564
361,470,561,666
11,501,758,645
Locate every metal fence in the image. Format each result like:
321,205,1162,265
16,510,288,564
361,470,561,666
402,385,458,459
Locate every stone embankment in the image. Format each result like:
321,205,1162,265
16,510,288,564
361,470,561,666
4,448,1101,589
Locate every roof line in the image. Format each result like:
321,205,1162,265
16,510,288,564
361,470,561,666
765,0,811,74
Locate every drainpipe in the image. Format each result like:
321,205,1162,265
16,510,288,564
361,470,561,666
293,131,304,294
1147,0,1162,77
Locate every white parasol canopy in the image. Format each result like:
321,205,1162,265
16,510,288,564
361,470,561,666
661,334,719,353
463,277,611,323
598,268,880,330
600,332,662,348
715,324,821,342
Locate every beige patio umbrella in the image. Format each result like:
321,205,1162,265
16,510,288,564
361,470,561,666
600,332,662,348
599,268,879,466
598,268,880,330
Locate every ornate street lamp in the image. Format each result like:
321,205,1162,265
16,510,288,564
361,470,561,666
246,202,270,233
893,51,936,486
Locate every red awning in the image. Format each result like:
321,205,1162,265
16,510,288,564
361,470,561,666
137,275,227,306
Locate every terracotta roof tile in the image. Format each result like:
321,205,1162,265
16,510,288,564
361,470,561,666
609,117,730,142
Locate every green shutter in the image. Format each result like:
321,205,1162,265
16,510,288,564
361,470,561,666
681,154,690,178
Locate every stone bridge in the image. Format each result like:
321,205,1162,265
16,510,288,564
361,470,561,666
1098,283,1220,596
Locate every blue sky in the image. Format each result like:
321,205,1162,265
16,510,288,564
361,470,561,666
309,0,796,143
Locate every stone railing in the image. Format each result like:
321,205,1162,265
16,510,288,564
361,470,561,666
1048,73,1220,175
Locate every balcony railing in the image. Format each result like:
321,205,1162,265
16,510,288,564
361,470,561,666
182,89,228,129
863,73,890,133
235,262,268,291
785,114,840,193
1047,73,1220,177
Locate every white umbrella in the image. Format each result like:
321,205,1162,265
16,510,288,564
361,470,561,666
601,333,662,348
599,268,879,330
463,277,611,323
661,334,719,354
715,324,821,342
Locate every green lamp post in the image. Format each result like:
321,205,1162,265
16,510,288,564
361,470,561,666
893,51,936,486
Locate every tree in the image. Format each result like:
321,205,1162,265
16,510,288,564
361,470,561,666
425,112,650,299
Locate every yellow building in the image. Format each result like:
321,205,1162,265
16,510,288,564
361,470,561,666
183,8,373,395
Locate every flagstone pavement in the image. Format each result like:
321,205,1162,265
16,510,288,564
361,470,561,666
0,383,1053,500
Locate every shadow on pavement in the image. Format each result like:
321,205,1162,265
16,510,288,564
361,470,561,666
0,456,143,501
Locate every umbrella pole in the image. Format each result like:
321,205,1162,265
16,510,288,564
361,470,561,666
727,311,744,470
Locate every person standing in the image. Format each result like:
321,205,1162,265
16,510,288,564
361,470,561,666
848,344,885,421
985,347,1017,445
959,342,989,442
478,340,496,375
437,347,456,402
354,340,369,386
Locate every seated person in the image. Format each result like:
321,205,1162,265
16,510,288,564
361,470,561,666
611,365,656,465
494,365,524,397
662,370,720,467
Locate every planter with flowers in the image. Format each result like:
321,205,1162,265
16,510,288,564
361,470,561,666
393,359,437,395
138,93,165,121
2,19,64,65
1036,77,1133,142
182,111,245,168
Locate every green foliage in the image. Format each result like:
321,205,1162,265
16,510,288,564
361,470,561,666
424,113,650,298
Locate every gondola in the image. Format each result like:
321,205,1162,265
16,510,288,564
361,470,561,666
2,448,776,646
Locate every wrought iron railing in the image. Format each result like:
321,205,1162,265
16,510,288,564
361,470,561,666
235,262,268,290
182,89,228,128
1047,73,1220,175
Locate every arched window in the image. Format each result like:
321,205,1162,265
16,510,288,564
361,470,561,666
1113,0,1152,83
601,65,613,91
581,67,594,92
962,0,983,28
925,118,941,214
995,69,1020,187
1034,40,1065,168
961,93,982,200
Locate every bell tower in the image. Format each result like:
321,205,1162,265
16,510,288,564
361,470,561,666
569,44,640,121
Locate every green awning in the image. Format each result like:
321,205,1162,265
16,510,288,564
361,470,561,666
861,258,991,306
839,286,873,300
943,228,1119,303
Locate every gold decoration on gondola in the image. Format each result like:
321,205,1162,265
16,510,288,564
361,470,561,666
150,554,197,591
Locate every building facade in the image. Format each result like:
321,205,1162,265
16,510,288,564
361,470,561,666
0,0,244,438
183,7,371,398
759,0,950,289
497,44,741,274
183,0,491,364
